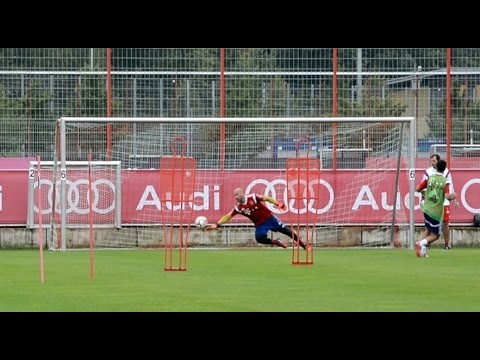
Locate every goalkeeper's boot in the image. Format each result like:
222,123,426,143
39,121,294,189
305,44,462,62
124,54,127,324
298,240,307,250
273,238,288,249
297,239,312,252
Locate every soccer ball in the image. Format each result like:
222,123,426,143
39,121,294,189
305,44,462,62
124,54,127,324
194,216,208,228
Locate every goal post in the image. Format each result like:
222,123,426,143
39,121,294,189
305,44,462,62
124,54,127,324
57,116,416,250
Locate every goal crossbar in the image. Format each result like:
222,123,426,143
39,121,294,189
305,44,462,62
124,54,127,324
60,116,414,124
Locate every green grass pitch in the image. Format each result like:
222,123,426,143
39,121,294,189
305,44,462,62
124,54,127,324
1,248,479,312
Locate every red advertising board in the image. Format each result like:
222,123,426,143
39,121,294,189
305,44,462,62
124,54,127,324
1,168,479,225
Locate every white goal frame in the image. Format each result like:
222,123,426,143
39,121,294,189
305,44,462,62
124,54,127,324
58,116,417,249
27,160,122,251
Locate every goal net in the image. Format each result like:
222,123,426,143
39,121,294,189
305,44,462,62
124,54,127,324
54,116,415,250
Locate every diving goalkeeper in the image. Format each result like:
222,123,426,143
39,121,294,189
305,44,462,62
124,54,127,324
208,187,311,251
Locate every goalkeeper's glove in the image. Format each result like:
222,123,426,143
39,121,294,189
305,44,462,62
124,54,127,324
208,223,219,230
275,201,287,211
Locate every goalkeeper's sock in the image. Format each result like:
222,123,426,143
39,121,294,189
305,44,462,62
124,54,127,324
419,239,428,247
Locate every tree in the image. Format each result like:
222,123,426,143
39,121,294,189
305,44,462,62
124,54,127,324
427,80,480,144
0,83,26,156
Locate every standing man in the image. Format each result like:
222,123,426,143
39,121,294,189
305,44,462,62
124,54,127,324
416,159,457,257
208,187,311,251
421,154,459,249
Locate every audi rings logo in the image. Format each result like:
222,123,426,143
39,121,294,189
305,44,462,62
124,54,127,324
462,178,480,213
34,178,116,215
245,178,333,215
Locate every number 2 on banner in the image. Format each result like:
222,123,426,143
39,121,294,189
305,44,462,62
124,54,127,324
409,169,415,180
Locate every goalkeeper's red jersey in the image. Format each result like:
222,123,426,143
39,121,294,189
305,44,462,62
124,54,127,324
228,193,274,226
